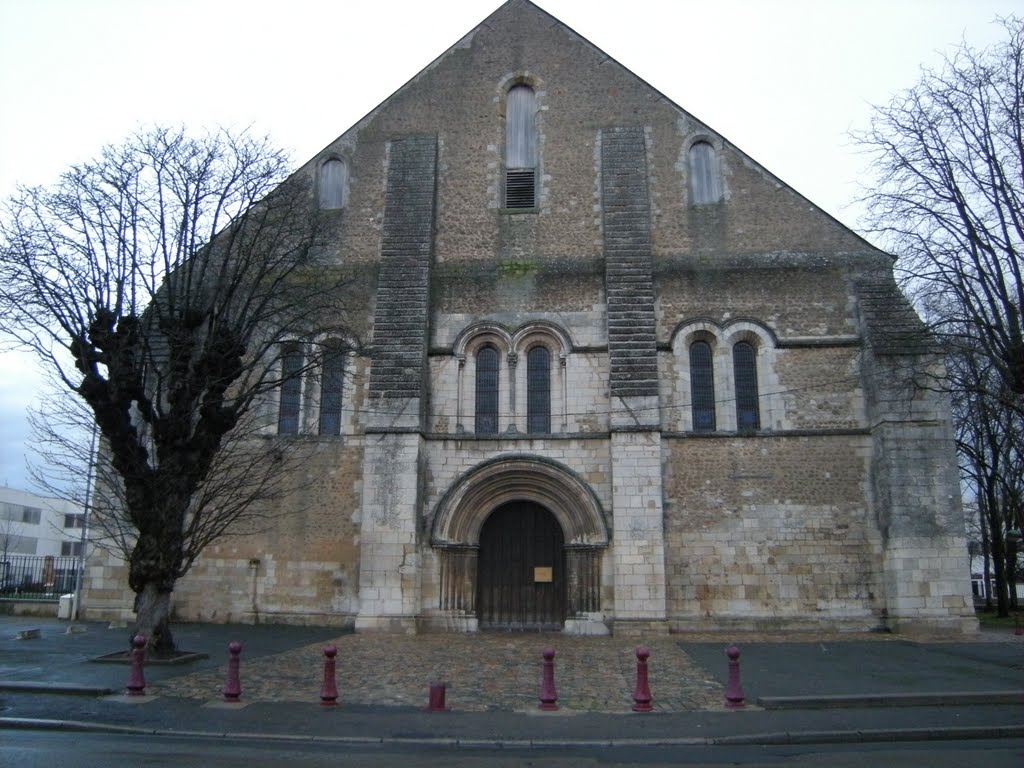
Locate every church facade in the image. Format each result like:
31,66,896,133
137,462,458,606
83,0,976,635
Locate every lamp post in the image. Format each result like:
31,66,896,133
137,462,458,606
72,424,98,621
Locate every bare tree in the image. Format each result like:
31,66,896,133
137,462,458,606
0,127,353,653
855,17,1024,616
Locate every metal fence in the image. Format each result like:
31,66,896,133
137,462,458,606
0,555,79,601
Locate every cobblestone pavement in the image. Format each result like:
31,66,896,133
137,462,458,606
156,634,726,712
150,628,1019,712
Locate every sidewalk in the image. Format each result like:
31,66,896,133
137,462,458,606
1,616,1022,746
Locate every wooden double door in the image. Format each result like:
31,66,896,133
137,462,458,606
476,502,566,630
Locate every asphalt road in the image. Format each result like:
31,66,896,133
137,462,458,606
2,731,1023,767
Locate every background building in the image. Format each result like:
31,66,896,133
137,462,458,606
83,0,975,635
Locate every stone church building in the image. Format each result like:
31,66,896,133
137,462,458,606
84,0,976,635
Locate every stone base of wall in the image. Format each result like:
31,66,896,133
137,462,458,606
416,611,479,633
669,614,887,634
355,614,419,634
611,619,670,638
0,600,59,617
564,613,611,636
887,615,979,636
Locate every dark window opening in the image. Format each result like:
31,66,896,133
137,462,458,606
733,341,760,431
318,340,345,436
476,346,499,435
690,341,716,431
527,346,551,434
278,342,303,435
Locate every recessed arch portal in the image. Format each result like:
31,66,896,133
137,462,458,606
431,456,608,629
430,455,609,548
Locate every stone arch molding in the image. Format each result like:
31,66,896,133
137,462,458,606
431,455,609,548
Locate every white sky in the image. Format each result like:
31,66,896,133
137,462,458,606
0,0,1017,491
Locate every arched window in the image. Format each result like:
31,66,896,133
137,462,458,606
475,346,499,435
688,141,721,205
278,342,304,435
505,84,537,209
689,341,716,431
318,339,345,436
733,342,760,431
526,346,551,434
318,158,346,210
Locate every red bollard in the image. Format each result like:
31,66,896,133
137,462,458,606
428,681,449,712
539,647,559,711
320,645,338,706
632,646,653,712
725,645,745,709
223,641,242,702
126,634,147,696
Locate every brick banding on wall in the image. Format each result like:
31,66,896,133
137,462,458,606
600,128,658,399
369,135,439,403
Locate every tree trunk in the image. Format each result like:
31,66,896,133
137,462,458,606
134,581,175,656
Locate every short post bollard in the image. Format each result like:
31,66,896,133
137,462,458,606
632,646,653,712
320,645,338,706
724,645,745,709
223,641,243,702
126,634,147,696
428,681,448,712
539,647,559,711
1015,614,1023,636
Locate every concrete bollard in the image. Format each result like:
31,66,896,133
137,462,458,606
725,645,745,709
428,681,449,712
126,634,147,696
320,645,338,706
223,641,243,702
539,647,559,711
632,646,653,712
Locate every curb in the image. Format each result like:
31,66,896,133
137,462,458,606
0,682,114,696
2,717,1022,747
757,691,1024,709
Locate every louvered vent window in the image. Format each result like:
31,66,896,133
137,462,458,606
476,346,499,435
733,341,760,431
527,346,551,434
278,342,303,435
318,339,345,437
690,341,716,431
505,84,537,210
505,169,536,209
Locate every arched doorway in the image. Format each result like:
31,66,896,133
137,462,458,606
476,501,566,630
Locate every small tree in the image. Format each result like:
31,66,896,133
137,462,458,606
0,127,353,653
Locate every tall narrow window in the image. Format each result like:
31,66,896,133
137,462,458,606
526,346,551,434
689,141,721,205
318,340,345,436
690,341,716,431
475,346,499,435
505,85,537,209
278,342,303,435
733,342,760,431
319,158,346,209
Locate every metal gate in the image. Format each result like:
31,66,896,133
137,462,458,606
476,502,566,630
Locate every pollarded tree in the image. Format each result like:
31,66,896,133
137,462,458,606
0,127,354,653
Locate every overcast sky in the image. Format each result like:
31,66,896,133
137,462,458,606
0,0,1018,492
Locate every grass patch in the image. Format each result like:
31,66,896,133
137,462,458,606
975,609,1024,629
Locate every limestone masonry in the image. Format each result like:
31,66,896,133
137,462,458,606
83,0,976,635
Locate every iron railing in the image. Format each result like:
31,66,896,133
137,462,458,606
0,555,79,601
